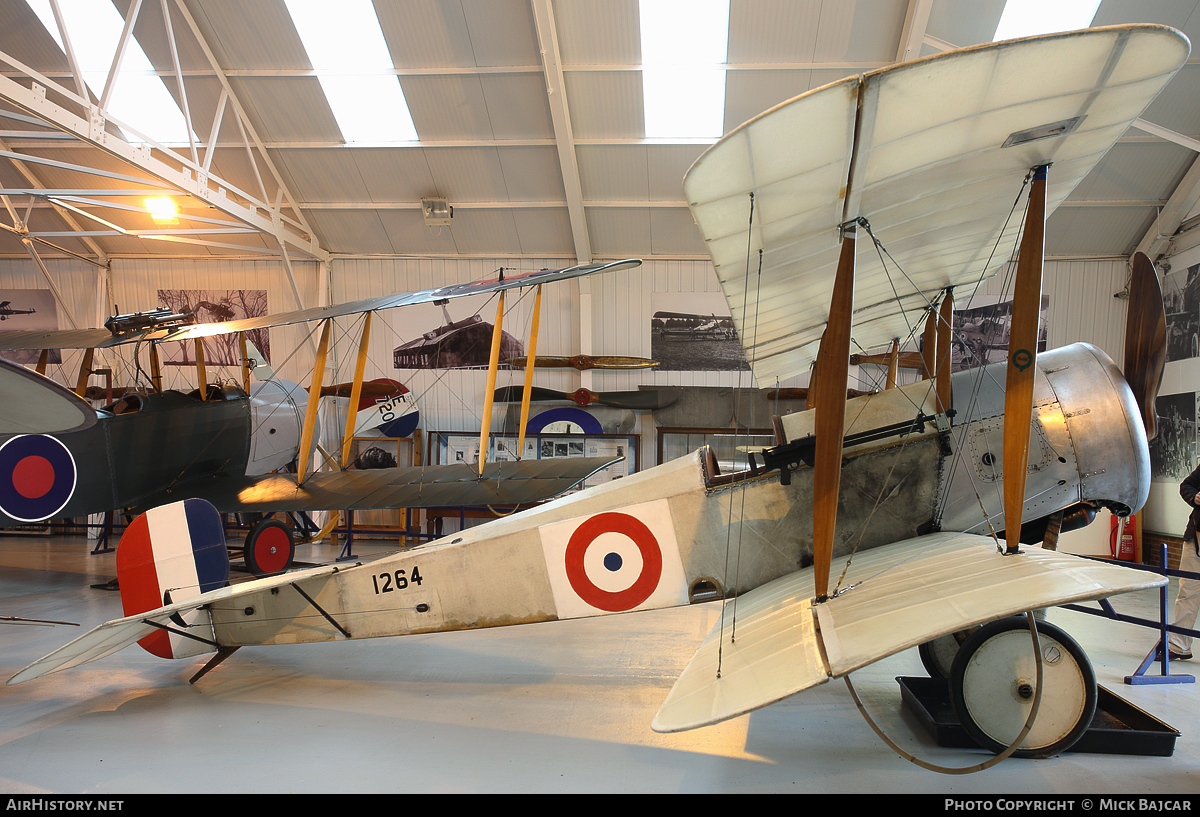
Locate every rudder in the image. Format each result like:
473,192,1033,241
116,498,229,659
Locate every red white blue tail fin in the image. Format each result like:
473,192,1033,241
116,498,229,659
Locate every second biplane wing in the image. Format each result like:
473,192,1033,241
683,25,1189,385
138,457,623,515
162,258,642,343
0,259,642,351
652,532,1165,733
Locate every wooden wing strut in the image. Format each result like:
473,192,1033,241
1003,165,1048,554
812,221,858,600
339,312,372,469
517,285,543,457
479,291,506,475
936,289,954,414
296,318,331,485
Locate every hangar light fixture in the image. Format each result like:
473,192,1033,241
993,0,1101,41
421,197,453,228
284,0,418,144
144,197,179,223
640,0,730,140
26,0,196,146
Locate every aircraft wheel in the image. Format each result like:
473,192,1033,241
244,518,294,576
950,617,1096,758
917,627,978,678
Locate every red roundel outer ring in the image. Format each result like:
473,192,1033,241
0,434,77,523
563,512,663,612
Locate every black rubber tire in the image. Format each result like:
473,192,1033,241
949,616,1096,758
918,627,979,679
244,518,294,576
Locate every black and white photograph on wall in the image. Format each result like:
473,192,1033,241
0,289,60,365
1163,261,1200,362
914,294,1049,372
1150,391,1196,482
157,289,270,367
650,292,748,372
392,297,523,370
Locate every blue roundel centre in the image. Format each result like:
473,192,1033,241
603,552,623,572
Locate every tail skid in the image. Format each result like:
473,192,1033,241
7,561,342,685
9,497,343,685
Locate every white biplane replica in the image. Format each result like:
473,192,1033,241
8,24,1190,764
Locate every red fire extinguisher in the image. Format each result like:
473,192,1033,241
1110,513,1139,561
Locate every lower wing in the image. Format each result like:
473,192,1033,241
136,456,622,514
652,532,1164,733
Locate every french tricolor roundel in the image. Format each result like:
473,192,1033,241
0,434,77,522
540,499,687,619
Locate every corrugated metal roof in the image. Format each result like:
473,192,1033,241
0,0,1193,266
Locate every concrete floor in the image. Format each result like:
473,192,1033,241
1,531,1198,795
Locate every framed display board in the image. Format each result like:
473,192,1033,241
344,432,420,532
428,431,638,491
656,426,775,473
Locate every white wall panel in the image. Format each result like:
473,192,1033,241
0,257,319,395
0,258,107,393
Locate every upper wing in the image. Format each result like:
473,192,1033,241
162,258,641,343
134,456,623,515
0,328,117,351
0,259,642,351
652,531,1165,733
684,25,1190,385
0,357,96,435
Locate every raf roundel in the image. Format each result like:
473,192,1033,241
0,434,77,522
563,511,663,612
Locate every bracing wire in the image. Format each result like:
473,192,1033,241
718,192,760,671
823,170,1039,594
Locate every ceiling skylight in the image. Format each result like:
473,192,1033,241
27,0,195,145
640,0,730,140
993,0,1101,41
284,0,418,144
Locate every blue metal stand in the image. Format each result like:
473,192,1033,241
1061,543,1196,685
337,509,358,563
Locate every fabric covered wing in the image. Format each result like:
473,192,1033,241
163,259,641,343
653,532,1165,733
0,260,640,350
156,457,623,514
650,569,828,734
683,25,1190,385
0,328,116,351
